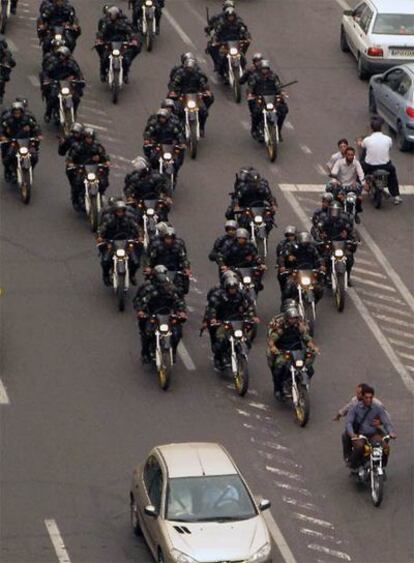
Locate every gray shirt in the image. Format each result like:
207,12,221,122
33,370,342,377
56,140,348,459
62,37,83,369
345,401,394,437
331,157,365,185
338,395,384,417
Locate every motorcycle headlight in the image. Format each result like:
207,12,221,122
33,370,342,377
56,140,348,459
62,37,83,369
301,276,311,286
334,249,344,258
145,0,153,5
55,34,62,41
159,323,169,333
112,49,121,56
266,103,274,110
295,360,304,368
19,147,29,156
347,192,356,202
61,87,70,95
116,249,126,258
187,100,197,109
163,152,172,160
248,542,271,562
229,47,239,55
254,215,263,224
87,173,96,181
234,329,243,338
243,276,252,284
146,208,155,216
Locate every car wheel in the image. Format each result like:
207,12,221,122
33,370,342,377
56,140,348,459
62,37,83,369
340,26,350,52
397,121,412,152
369,88,377,114
130,494,142,536
357,54,369,80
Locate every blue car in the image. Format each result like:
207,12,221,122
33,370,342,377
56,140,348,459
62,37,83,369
369,63,414,151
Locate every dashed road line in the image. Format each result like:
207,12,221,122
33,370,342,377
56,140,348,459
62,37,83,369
363,300,413,317
28,74,40,87
307,544,351,561
300,144,312,154
282,496,317,511
300,528,337,542
45,519,71,563
278,183,414,194
83,122,108,133
351,276,396,292
177,342,196,371
273,481,313,496
371,314,414,328
294,513,334,529
164,8,197,48
388,337,414,350
266,465,303,481
352,267,387,279
356,288,404,304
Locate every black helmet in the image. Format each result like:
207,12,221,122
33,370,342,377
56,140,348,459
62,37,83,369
56,46,71,58
161,98,176,111
70,122,84,135
247,167,260,183
132,155,150,173
297,231,312,245
156,108,170,120
238,166,250,182
284,225,297,237
329,201,342,218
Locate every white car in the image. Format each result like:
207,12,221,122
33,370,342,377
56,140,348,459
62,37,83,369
130,442,272,563
340,0,414,79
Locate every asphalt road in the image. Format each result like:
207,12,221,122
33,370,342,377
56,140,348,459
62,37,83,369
1,1,413,563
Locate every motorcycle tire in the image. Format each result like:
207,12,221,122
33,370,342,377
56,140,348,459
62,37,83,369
234,355,249,396
20,169,32,205
371,472,384,507
294,384,310,427
89,196,99,233
233,74,241,104
266,124,278,162
304,301,315,337
158,349,171,391
256,236,267,260
373,187,382,209
335,273,346,313
188,120,198,159
63,108,74,137
112,70,120,104
145,30,153,52
117,273,126,312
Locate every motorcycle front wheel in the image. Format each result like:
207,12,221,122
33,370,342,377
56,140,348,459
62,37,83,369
373,186,382,209
89,196,99,232
294,384,310,427
116,272,126,312
234,355,249,396
371,471,384,507
157,349,171,391
266,124,278,162
112,69,120,104
188,120,198,159
233,73,241,103
335,273,346,312
145,29,153,52
256,236,267,260
20,169,32,205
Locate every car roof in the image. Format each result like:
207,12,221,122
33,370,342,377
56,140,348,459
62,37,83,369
156,442,238,478
368,0,414,15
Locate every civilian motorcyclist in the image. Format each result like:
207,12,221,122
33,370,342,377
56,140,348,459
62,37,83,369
209,220,238,263
267,306,317,400
326,138,349,173
328,146,365,222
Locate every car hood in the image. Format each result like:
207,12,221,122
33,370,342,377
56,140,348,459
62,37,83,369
165,515,268,561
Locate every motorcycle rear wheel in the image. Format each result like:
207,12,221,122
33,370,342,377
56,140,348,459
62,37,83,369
112,70,120,104
256,236,267,260
234,355,249,396
294,384,310,427
233,74,241,104
371,472,384,507
373,187,382,209
145,30,153,52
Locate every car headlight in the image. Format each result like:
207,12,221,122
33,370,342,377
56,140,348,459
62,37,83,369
170,549,198,563
234,329,243,338
61,87,70,95
301,276,311,286
159,323,169,333
248,542,271,562
229,47,239,55
146,208,155,216
87,173,96,181
116,249,126,258
334,249,344,258
243,276,252,284
254,215,263,224
163,152,172,160
112,49,120,56
295,359,304,368
187,100,197,109
266,103,274,110
19,147,29,155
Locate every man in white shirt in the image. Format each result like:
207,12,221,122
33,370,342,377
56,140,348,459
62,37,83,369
359,117,401,205
330,146,365,220
326,138,349,173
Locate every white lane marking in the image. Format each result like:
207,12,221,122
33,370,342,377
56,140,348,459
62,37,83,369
100,135,123,144
335,0,351,10
283,190,414,395
382,325,414,339
356,288,404,304
300,528,337,541
285,120,294,130
263,511,298,563
352,267,387,279
315,164,326,176
307,544,351,561
300,145,312,154
273,481,312,496
397,351,414,362
110,154,132,164
164,8,196,48
251,437,290,452
356,257,377,267
363,299,413,317
80,105,108,116
357,223,414,313
241,120,250,131
45,519,71,563
282,496,317,511
185,1,206,24
278,183,414,194
0,380,10,405
83,122,108,133
294,513,334,529
7,38,18,53
266,465,303,481
187,305,195,313
28,75,40,87
371,314,414,328
248,401,269,411
242,422,255,429
177,342,196,371
351,276,396,292
237,409,251,417
388,338,414,350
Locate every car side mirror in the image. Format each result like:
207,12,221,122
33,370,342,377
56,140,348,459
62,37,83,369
259,499,271,512
144,505,158,518
343,9,353,16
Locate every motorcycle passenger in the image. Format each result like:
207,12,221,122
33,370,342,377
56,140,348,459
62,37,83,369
218,227,266,293
97,200,141,286
66,127,110,211
37,0,81,49
168,58,214,137
144,227,191,296
0,39,16,104
239,52,263,86
267,306,317,400
358,117,401,205
42,46,85,122
124,155,172,219
278,231,324,302
205,0,235,35
311,192,333,239
143,108,185,173
0,101,41,182
134,264,187,364
326,138,349,173
248,60,288,141
204,275,258,370
276,225,297,292
345,384,396,470
58,121,83,156
95,6,141,83
130,0,164,33
329,146,365,222
210,7,251,76
209,220,238,263
169,52,198,85
226,167,277,232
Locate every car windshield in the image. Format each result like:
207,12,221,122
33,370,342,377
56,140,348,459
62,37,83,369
372,14,414,35
166,475,257,522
